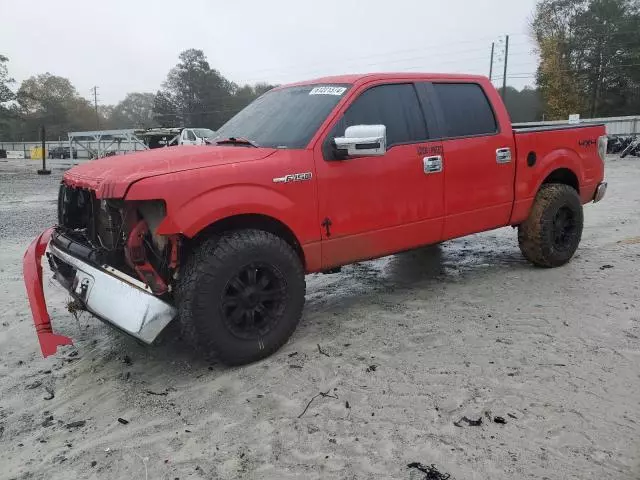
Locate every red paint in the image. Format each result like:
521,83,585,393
125,220,168,295
22,228,73,357
60,73,606,271
440,80,516,239
25,73,606,357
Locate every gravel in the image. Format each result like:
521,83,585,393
1,157,640,480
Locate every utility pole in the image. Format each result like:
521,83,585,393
91,86,100,129
37,125,50,175
501,35,509,103
489,42,495,81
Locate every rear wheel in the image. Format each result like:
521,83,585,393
176,230,305,365
518,184,583,268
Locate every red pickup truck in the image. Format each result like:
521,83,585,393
24,73,607,365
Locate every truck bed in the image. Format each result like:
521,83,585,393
509,123,606,225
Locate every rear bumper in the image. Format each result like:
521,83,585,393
23,228,176,357
594,181,608,203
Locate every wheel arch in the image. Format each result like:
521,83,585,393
541,167,580,194
187,213,306,268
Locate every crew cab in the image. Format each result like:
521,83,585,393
24,73,607,365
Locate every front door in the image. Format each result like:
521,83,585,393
427,82,516,239
314,82,445,269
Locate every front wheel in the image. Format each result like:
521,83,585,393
176,230,306,365
518,184,583,268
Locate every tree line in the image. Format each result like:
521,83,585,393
0,49,275,141
532,0,640,119
1,0,640,140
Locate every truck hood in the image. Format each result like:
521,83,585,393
63,145,277,198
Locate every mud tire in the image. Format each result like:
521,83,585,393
518,184,583,268
176,230,305,365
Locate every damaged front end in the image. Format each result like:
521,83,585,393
24,183,179,357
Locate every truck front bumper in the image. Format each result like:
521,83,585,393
23,228,176,357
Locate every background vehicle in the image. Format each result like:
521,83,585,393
135,127,216,148
48,146,78,159
179,128,216,145
24,73,607,366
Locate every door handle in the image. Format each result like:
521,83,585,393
496,148,512,164
423,155,443,174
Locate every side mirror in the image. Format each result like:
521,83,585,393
334,124,387,157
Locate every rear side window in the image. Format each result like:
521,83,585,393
432,83,497,138
340,83,428,146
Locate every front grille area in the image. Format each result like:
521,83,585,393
55,183,172,294
57,182,125,256
58,183,95,233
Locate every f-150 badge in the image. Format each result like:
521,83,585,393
273,172,313,184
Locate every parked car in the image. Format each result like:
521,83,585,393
24,73,607,365
48,146,78,159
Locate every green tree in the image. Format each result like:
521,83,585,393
16,73,101,138
0,55,18,140
109,92,156,128
574,0,640,116
532,0,640,118
152,90,178,127
0,54,14,105
156,49,236,128
154,49,276,128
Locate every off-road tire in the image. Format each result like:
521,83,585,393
518,184,583,268
176,230,305,365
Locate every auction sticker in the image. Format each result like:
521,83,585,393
309,86,347,96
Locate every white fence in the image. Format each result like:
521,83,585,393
0,140,145,159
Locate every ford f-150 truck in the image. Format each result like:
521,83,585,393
24,73,607,365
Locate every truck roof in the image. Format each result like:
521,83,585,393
282,72,488,88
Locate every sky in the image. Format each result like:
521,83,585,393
1,0,540,106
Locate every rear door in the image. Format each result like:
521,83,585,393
315,82,444,269
427,82,516,239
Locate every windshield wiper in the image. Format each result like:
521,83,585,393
215,137,259,148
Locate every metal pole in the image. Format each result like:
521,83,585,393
69,133,74,163
489,42,495,80
37,125,50,175
501,35,509,102
92,86,100,129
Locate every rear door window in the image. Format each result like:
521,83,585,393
432,83,497,138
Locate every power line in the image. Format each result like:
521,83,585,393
229,34,519,81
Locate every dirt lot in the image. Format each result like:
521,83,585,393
1,157,639,480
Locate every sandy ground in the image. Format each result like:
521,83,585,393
1,157,639,480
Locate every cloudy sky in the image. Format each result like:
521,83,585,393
1,0,539,106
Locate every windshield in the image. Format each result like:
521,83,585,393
213,84,350,149
193,128,215,138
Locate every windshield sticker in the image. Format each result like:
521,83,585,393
309,86,347,96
